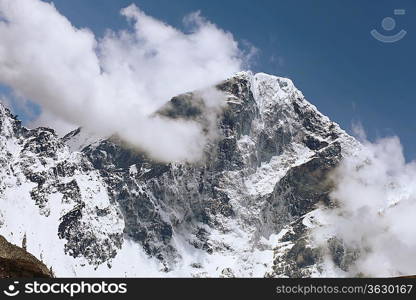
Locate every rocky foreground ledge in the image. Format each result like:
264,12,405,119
0,235,53,278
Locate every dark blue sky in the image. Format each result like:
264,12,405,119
3,0,416,160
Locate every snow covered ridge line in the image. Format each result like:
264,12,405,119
0,72,361,277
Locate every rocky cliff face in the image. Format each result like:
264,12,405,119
0,72,360,277
0,235,53,278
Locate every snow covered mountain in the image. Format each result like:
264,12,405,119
0,71,360,277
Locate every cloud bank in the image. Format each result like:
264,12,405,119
314,130,416,277
0,0,250,162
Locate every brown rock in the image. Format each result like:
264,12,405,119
0,235,53,278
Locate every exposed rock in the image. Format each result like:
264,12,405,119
0,235,53,278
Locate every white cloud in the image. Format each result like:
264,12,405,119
313,134,416,277
0,0,250,162
28,110,76,136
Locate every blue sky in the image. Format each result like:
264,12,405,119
2,0,415,160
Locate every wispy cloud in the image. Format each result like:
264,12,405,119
313,132,416,277
0,0,251,162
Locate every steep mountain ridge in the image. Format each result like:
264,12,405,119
0,71,360,277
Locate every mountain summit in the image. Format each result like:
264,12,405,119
0,72,360,277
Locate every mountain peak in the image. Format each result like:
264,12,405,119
0,72,360,277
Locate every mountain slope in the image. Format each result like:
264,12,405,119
0,71,360,277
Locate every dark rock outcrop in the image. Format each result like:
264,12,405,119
0,235,53,278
